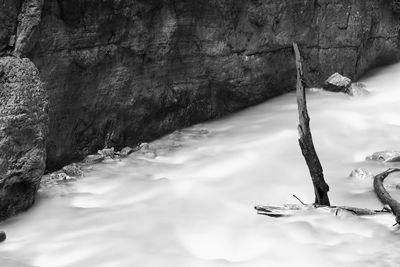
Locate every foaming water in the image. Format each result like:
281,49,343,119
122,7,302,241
2,64,400,266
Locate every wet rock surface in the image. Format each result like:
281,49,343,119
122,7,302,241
40,127,210,195
347,83,370,97
324,73,352,93
0,231,6,242
83,154,106,165
62,163,83,177
349,169,374,180
118,147,135,158
0,56,48,220
366,151,400,162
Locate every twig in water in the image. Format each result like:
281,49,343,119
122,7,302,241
292,194,306,206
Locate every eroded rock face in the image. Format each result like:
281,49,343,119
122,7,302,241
1,0,399,170
13,0,44,57
0,0,22,56
0,56,48,220
24,0,400,170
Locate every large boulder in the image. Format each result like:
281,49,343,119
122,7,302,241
0,56,48,220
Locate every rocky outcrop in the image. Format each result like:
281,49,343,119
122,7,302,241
0,56,48,220
0,0,22,56
1,0,400,171
25,0,400,170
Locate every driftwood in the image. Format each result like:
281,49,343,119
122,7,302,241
374,168,400,224
256,44,400,225
255,204,390,218
293,43,330,206
256,168,400,220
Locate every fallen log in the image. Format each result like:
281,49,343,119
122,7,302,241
373,168,400,224
255,204,390,218
293,43,330,206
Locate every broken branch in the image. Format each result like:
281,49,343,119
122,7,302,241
255,204,390,218
293,43,330,206
373,168,400,224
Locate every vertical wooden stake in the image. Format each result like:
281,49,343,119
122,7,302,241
293,43,330,206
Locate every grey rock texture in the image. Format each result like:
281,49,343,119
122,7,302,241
1,0,400,171
13,0,44,57
0,56,48,220
348,82,370,96
323,72,352,92
366,151,400,162
349,169,374,180
0,0,22,56
389,0,400,13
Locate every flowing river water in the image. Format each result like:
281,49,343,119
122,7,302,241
2,63,400,267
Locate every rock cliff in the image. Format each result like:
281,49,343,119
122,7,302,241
0,57,48,220
1,0,400,172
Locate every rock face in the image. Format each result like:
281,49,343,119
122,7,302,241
13,0,44,57
1,0,400,170
0,56,48,220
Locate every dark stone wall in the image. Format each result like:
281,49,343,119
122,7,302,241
1,0,400,170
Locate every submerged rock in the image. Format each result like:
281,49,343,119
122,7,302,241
323,73,352,93
62,163,83,177
119,146,135,157
41,172,74,187
138,143,150,151
0,231,6,242
347,82,370,96
0,56,48,220
366,151,400,162
83,154,106,164
349,169,374,180
98,147,115,158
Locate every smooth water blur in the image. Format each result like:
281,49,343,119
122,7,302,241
2,64,400,267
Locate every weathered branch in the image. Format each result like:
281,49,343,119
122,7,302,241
255,204,390,218
255,45,400,226
373,168,400,224
293,43,330,206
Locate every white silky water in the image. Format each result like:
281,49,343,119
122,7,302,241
2,63,400,267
